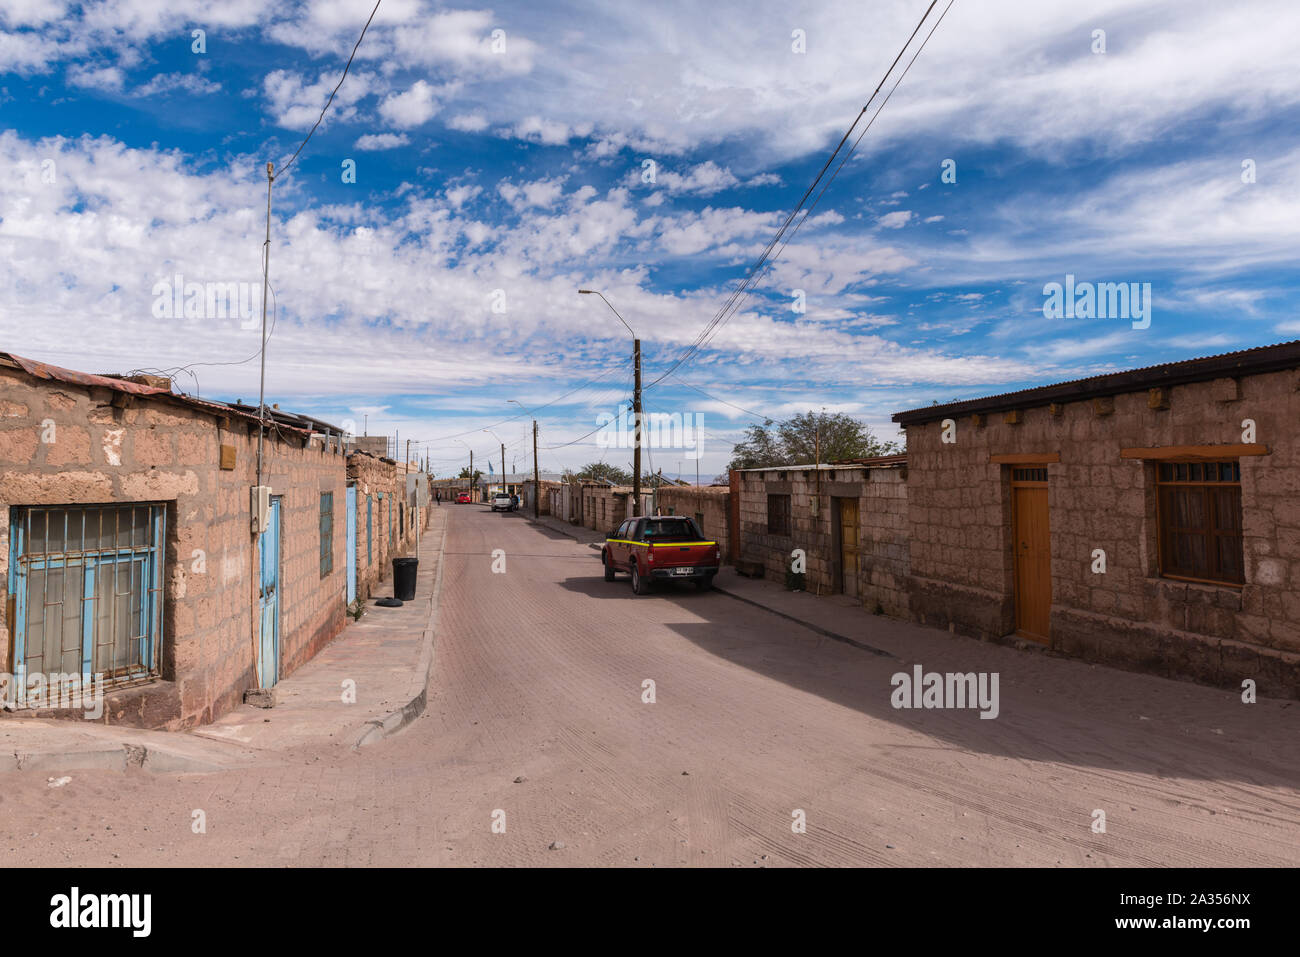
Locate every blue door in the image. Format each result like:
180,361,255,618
345,486,357,603
258,497,281,688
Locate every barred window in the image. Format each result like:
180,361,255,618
320,492,334,578
767,494,792,536
1156,461,1243,585
8,504,165,700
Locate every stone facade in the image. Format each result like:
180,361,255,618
653,486,731,560
580,484,632,535
0,358,348,728
347,452,424,601
735,463,909,616
895,348,1300,698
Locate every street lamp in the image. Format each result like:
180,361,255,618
579,289,642,515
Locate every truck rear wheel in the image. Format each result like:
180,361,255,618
696,574,714,591
631,563,650,595
603,551,616,581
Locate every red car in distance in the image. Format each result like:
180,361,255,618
602,515,720,594
456,493,472,504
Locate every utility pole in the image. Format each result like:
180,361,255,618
533,419,540,518
633,337,642,515
501,442,506,496
255,161,273,491
578,289,641,515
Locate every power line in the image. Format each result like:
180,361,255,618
646,0,948,390
276,0,384,181
674,379,774,422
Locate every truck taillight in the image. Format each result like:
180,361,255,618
647,547,654,564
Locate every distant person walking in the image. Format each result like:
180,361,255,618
435,489,441,507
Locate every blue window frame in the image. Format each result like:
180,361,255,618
7,504,165,703
366,495,373,564
319,492,334,578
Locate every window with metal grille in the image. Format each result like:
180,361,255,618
1012,467,1048,483
767,494,791,535
366,495,373,564
1156,461,1243,585
319,492,334,578
7,504,165,701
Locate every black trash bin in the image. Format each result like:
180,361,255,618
392,557,418,601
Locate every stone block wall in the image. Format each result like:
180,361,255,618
654,486,731,559
736,465,910,616
903,369,1300,696
0,365,348,728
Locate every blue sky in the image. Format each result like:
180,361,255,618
1,0,1297,479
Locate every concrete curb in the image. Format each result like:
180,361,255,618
523,514,602,549
352,515,448,750
2,741,244,775
712,579,898,660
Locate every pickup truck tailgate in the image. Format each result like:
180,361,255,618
649,541,718,567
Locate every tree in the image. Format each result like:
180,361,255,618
457,467,483,484
726,411,902,470
573,461,633,485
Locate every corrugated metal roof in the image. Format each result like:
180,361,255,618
893,340,1300,426
0,351,313,436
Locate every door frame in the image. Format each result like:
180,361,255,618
1008,464,1051,643
831,496,860,597
258,496,283,688
345,485,357,604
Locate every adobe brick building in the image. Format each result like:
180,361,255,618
734,458,909,616
654,485,732,562
346,451,425,601
893,341,1300,698
0,352,350,728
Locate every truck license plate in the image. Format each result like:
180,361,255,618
672,566,692,576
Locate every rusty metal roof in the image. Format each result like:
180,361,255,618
892,340,1300,426
2,353,172,397
0,351,313,436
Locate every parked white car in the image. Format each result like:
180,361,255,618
491,493,515,512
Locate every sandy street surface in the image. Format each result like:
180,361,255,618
3,505,1297,867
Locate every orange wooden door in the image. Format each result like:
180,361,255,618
839,498,859,599
1012,483,1051,640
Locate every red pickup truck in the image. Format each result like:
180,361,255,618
602,516,720,594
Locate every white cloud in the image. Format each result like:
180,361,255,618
67,64,124,92
648,161,741,196
132,72,221,97
263,68,378,129
447,112,489,133
379,80,438,128
877,210,913,229
354,132,410,151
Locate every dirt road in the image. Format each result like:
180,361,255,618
4,505,1297,866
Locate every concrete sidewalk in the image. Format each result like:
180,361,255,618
525,510,604,546
0,506,449,774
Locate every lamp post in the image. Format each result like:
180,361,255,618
579,289,641,515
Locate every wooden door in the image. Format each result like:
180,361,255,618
838,498,859,599
1012,470,1051,641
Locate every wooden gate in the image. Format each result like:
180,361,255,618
1011,467,1051,641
